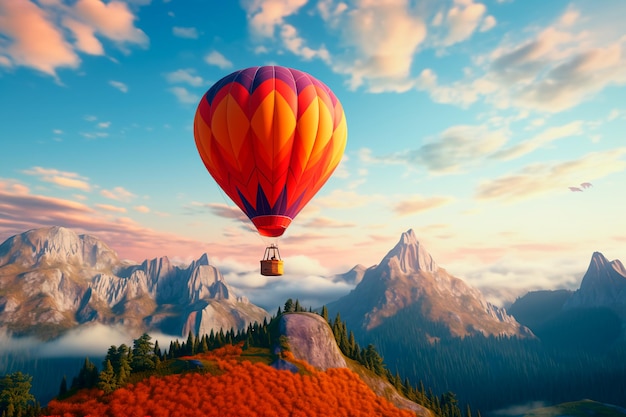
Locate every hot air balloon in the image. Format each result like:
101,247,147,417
193,66,347,276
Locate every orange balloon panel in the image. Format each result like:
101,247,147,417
194,66,347,237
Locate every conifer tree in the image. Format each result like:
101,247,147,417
284,298,294,313
321,305,329,322
132,333,156,372
98,360,117,394
116,345,132,386
58,375,67,397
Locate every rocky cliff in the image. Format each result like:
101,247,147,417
276,312,432,417
0,226,269,339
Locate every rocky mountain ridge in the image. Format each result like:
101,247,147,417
565,251,626,314
509,251,626,344
327,229,533,339
0,226,269,339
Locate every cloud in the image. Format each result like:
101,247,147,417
134,205,150,213
361,125,507,174
491,121,584,161
280,24,330,62
0,179,235,263
440,0,488,46
480,15,496,32
63,17,105,55
302,217,356,229
0,0,79,76
172,26,199,39
476,148,626,202
421,5,626,112
100,186,135,201
109,80,128,92
168,86,200,104
95,203,127,213
392,195,454,216
326,0,426,92
309,189,384,209
204,50,233,69
242,0,307,38
22,167,91,191
165,69,205,87
0,0,148,77
72,0,148,45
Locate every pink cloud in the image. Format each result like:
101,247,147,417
73,0,148,45
0,180,240,263
22,167,91,191
0,0,79,75
0,0,147,77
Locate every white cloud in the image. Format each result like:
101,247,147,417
480,15,496,32
491,121,584,161
165,69,205,87
204,50,233,69
362,124,508,174
243,0,307,38
168,86,200,104
280,24,330,62
420,5,626,112
109,80,128,92
327,0,426,92
476,148,626,202
172,26,199,39
441,0,487,46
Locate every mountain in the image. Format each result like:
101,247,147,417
564,251,626,315
326,229,532,339
331,264,367,285
509,251,626,349
0,226,269,339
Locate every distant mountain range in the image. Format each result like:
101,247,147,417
0,226,269,339
509,251,626,350
327,229,533,340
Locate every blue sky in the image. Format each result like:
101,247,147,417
1,0,625,309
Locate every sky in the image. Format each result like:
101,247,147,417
1,0,625,311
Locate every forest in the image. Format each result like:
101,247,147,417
1,299,474,417
360,302,626,413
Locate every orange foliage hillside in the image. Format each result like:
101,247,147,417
45,345,416,417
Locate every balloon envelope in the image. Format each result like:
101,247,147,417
194,66,347,237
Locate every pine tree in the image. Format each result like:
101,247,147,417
321,305,329,322
58,375,67,397
284,298,294,313
98,360,117,394
132,333,156,372
116,345,131,385
153,340,162,359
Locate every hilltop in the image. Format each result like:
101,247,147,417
41,309,441,417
